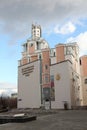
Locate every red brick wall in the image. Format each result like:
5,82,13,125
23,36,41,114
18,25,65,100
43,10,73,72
22,58,28,65
56,45,65,63
29,44,35,54
42,49,50,88
81,56,87,76
42,49,50,73
31,55,38,62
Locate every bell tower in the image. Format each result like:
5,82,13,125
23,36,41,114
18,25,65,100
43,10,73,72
31,24,42,40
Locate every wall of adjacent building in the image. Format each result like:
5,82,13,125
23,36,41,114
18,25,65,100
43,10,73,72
80,56,87,105
18,60,41,108
56,44,65,63
50,60,72,109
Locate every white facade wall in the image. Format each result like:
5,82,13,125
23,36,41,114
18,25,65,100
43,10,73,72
64,44,82,106
50,61,72,109
18,60,41,108
51,57,56,64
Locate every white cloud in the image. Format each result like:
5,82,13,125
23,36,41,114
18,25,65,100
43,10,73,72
0,82,17,96
0,0,87,44
67,32,87,56
0,89,7,95
54,22,76,34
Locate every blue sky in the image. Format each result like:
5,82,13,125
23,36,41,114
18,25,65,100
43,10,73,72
0,0,87,95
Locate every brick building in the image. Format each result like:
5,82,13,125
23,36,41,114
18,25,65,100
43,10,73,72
80,56,87,105
18,24,84,109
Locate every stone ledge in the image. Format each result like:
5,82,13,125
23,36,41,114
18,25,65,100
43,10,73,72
0,115,36,124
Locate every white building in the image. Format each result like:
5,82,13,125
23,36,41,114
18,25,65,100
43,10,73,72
18,59,73,109
18,60,41,108
18,24,82,109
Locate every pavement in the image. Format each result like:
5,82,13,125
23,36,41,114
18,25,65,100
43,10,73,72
0,110,87,130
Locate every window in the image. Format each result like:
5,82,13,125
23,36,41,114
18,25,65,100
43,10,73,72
39,54,42,59
54,52,55,56
85,79,87,84
23,43,27,52
66,46,74,56
79,59,82,65
45,76,49,83
50,75,55,101
37,41,39,50
78,86,80,90
43,88,50,100
50,75,54,83
30,43,33,47
43,74,49,84
45,65,48,70
28,57,30,62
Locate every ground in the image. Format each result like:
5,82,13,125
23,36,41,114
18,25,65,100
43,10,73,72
0,109,87,130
